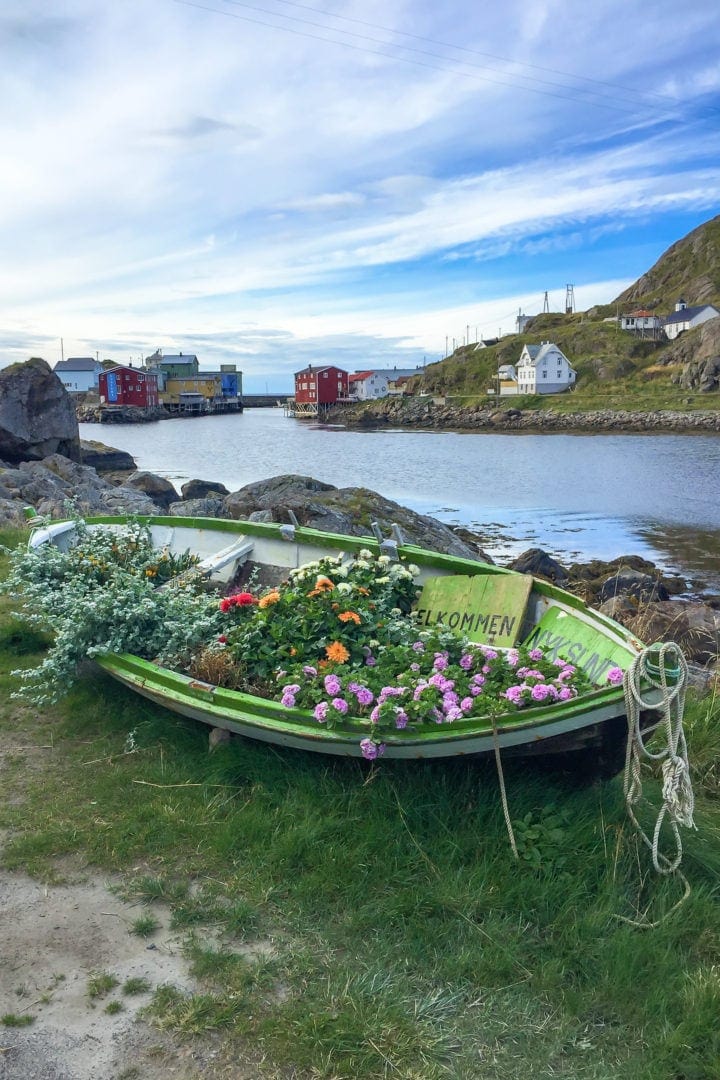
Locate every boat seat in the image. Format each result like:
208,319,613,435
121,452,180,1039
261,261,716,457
196,537,255,579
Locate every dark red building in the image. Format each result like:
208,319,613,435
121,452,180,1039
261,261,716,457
99,366,159,408
293,364,349,406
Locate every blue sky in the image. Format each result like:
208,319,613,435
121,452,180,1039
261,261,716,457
1,1,718,392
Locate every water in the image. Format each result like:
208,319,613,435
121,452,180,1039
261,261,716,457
80,410,720,590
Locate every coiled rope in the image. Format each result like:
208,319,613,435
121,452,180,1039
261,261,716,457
623,641,695,875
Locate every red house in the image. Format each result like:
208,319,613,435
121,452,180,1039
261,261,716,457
99,366,159,408
294,364,348,407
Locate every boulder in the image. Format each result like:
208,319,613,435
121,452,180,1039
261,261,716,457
508,548,569,584
597,568,670,605
169,497,228,518
125,471,179,510
0,454,160,525
181,478,230,500
80,439,136,473
0,358,80,463
223,474,480,557
624,601,720,666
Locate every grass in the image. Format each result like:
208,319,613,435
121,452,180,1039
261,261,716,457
2,528,720,1077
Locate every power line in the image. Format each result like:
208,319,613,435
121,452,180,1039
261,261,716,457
249,0,719,116
174,0,704,120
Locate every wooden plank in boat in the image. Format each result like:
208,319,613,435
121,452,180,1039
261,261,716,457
414,574,532,648
523,607,630,683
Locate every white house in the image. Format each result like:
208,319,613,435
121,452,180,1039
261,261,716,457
620,309,664,334
348,366,424,401
54,357,104,393
664,300,720,341
515,342,576,395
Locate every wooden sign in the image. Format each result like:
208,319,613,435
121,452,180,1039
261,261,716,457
523,607,629,683
414,574,532,648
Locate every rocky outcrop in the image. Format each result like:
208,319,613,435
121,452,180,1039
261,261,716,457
223,474,479,557
80,440,136,473
0,455,157,519
334,397,720,434
181,478,230,500
0,358,81,463
76,404,168,423
124,471,179,510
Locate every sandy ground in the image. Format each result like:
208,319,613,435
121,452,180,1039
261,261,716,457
0,863,226,1079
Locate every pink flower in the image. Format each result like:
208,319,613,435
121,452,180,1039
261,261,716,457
360,738,386,760
324,674,341,695
606,666,624,685
332,697,348,714
314,701,329,722
528,648,543,660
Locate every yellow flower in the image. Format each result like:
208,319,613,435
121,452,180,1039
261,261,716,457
338,610,361,624
325,641,350,664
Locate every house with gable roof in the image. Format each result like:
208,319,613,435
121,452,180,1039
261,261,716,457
514,342,576,395
664,299,720,341
54,357,104,393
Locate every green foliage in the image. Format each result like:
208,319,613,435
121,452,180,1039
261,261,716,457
129,914,161,937
2,519,223,704
1,1013,35,1026
122,977,152,995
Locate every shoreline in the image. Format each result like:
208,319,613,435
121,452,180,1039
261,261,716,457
331,400,720,435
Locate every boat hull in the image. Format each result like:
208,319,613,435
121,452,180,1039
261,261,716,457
31,514,657,767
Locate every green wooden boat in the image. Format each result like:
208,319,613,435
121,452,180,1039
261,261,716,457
29,514,666,773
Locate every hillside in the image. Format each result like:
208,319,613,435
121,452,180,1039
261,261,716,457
613,213,720,311
400,214,720,410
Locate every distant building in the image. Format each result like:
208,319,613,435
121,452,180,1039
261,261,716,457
293,365,349,412
620,309,664,335
54,357,103,393
99,365,159,408
146,351,200,378
348,366,425,401
664,300,720,341
515,310,532,334
514,343,576,395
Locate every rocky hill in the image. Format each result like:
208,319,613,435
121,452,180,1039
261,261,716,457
613,213,720,311
391,214,720,406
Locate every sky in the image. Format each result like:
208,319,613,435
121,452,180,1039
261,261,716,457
1,1,719,393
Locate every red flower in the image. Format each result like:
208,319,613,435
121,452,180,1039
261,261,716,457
220,592,256,612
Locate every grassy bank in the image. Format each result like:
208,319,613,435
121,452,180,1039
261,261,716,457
1,527,720,1078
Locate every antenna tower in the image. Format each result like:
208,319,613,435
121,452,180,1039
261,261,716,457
565,284,575,314
542,291,550,314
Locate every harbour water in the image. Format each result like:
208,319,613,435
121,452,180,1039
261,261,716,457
80,410,720,591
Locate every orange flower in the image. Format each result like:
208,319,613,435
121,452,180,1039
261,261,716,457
315,576,335,591
325,641,350,664
258,590,281,609
290,647,297,656
357,586,370,596
338,610,361,624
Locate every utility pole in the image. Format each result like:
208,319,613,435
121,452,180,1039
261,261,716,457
565,284,575,315
543,291,550,314
60,338,64,362
445,335,448,358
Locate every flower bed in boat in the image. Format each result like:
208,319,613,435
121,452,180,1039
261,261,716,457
4,522,623,758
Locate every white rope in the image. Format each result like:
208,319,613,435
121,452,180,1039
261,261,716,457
623,641,695,875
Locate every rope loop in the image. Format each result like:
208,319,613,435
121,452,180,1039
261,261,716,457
622,641,695,875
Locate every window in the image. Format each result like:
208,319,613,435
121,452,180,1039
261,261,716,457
323,371,328,378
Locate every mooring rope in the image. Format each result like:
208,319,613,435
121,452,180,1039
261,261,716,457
623,641,695,875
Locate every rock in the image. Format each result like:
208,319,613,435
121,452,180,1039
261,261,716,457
623,601,720,666
508,548,569,584
0,454,160,525
181,478,230,500
80,439,136,473
125,471,179,510
0,358,80,463
223,474,480,557
169,497,228,518
597,568,670,605
224,474,336,518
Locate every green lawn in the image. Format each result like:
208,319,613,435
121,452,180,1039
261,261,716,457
1,528,719,1078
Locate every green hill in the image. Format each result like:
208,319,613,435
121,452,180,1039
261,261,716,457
402,214,720,411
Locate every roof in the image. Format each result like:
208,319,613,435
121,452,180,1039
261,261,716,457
101,364,157,377
519,342,575,370
626,309,658,318
349,371,374,382
666,304,720,325
55,358,100,371
294,365,346,376
159,354,198,364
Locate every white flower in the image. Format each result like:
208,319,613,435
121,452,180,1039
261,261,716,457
377,555,391,566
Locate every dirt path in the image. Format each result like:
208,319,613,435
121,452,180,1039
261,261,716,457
0,865,220,1079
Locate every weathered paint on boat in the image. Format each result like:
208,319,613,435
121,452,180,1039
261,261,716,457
30,514,655,764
